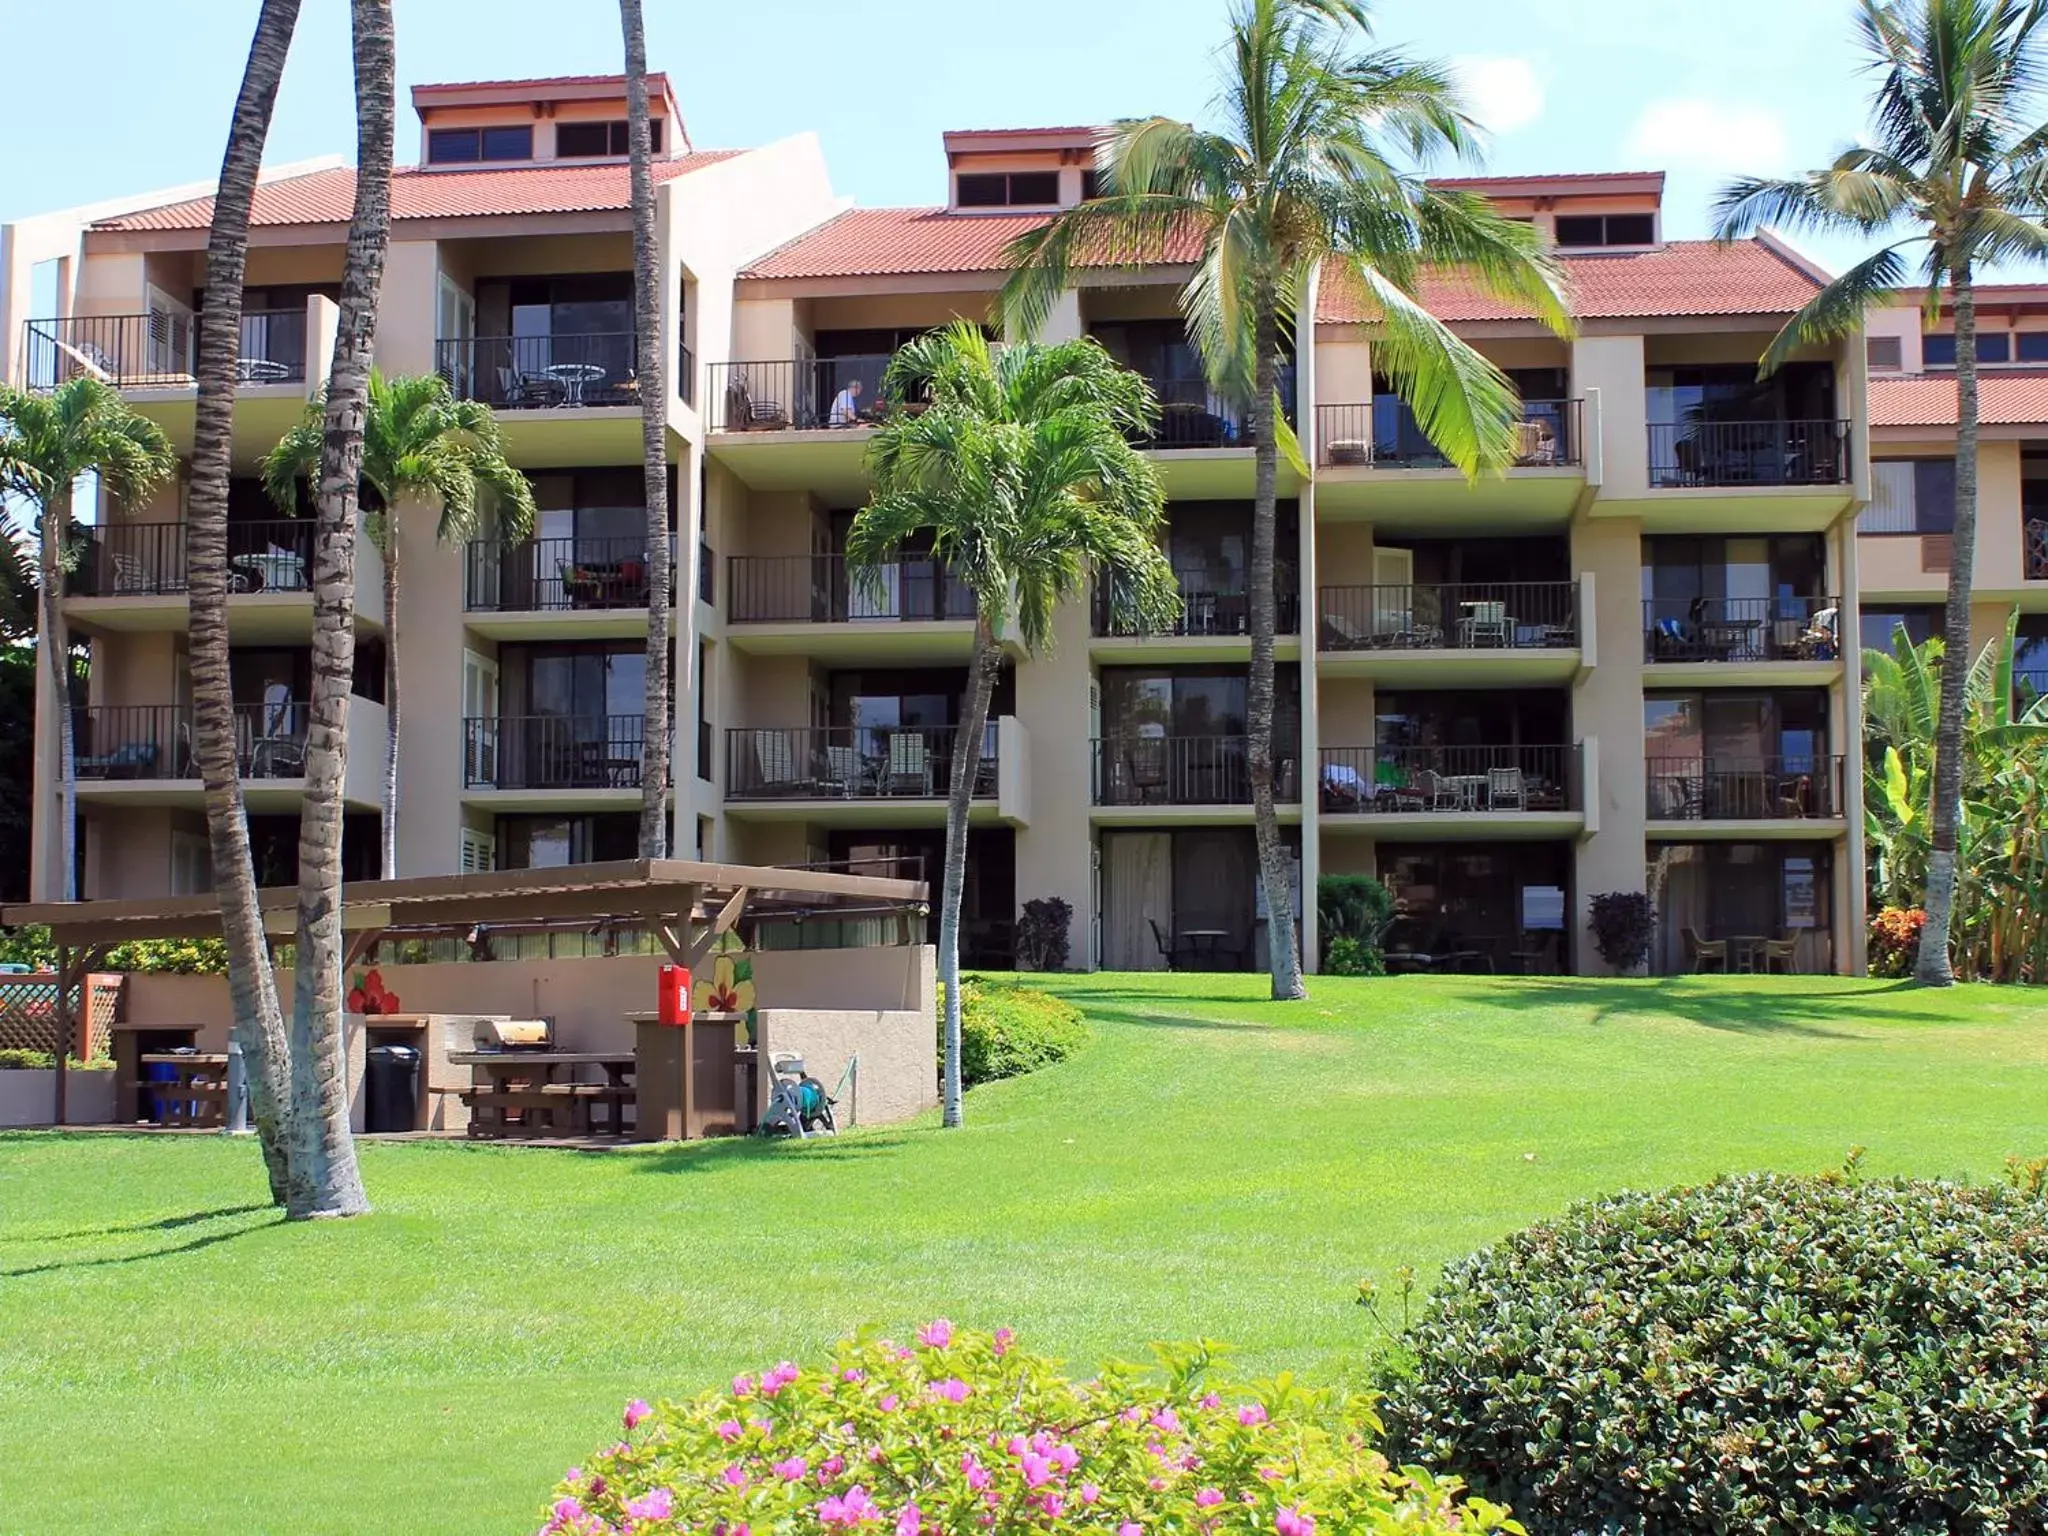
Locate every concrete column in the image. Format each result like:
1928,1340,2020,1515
1570,514,1648,973
1835,515,1868,975
373,241,440,377
392,504,467,877
1013,594,1096,968
1573,336,1647,499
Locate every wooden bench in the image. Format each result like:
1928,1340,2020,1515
460,1084,615,1138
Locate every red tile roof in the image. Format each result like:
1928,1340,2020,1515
1869,370,2048,428
1317,240,1823,323
740,206,1205,281
92,152,742,233
412,73,672,96
1430,170,1666,191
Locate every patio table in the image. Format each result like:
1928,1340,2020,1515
448,1050,636,1138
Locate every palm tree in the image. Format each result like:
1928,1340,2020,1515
0,378,175,903
620,0,673,857
1714,0,2048,984
283,0,393,1220
849,324,1180,1127
1001,0,1572,999
186,0,305,1205
262,371,536,878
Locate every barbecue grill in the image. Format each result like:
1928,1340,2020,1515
464,1017,553,1052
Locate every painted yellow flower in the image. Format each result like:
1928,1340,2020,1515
693,951,755,1017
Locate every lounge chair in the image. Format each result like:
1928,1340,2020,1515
752,730,800,795
886,733,932,796
1488,766,1526,810
821,744,864,798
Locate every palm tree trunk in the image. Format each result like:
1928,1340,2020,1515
380,522,399,878
285,0,392,1219
938,623,999,1128
1248,287,1304,1000
620,0,671,858
1915,270,1979,986
187,0,302,1204
40,485,76,904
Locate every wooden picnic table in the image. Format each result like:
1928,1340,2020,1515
448,1050,636,1140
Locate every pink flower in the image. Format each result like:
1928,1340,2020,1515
623,1398,652,1431
917,1319,953,1349
962,1453,990,1491
1276,1509,1317,1536
1196,1488,1224,1508
1019,1451,1055,1488
720,1463,748,1489
772,1457,808,1482
732,1373,756,1398
1199,1392,1222,1410
818,1485,883,1526
623,1487,674,1521
992,1327,1014,1356
896,1506,924,1536
1121,1406,1146,1424
1150,1408,1181,1435
820,1456,846,1479
552,1497,585,1523
762,1362,800,1396
715,1419,744,1443
1049,1442,1079,1474
1038,1492,1065,1518
1238,1404,1269,1427
1119,1524,1143,1536
843,1367,867,1383
1079,1483,1101,1505
878,1395,901,1413
928,1378,970,1403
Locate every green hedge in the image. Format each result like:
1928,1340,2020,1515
1381,1172,2048,1535
947,979,1089,1087
0,1049,113,1071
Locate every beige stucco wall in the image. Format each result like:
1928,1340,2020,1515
757,1007,936,1129
1572,334,1647,496
392,510,468,878
1012,596,1097,969
0,1069,118,1127
1569,515,1649,972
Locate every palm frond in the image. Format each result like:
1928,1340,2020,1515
1351,263,1519,477
1759,241,1915,376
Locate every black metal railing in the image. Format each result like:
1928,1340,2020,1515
1647,419,1852,488
73,701,311,781
727,553,974,624
1091,733,1302,806
725,725,995,801
677,341,695,408
709,356,895,432
1131,363,1299,450
234,310,310,383
224,521,316,593
1316,398,1582,469
1318,582,1578,651
72,522,185,597
2026,517,2048,581
1646,755,1844,820
23,313,191,390
462,714,646,790
1094,566,1299,636
434,333,641,408
1318,744,1575,813
464,536,659,612
1643,595,1841,664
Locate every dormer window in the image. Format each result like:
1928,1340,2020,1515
558,119,662,158
1554,212,1655,248
428,125,533,165
957,171,1059,208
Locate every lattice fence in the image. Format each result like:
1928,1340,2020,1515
0,974,124,1058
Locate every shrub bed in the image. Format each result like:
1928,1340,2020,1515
949,980,1089,1088
542,1322,1519,1535
1380,1172,2048,1535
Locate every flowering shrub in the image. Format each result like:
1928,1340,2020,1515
1868,905,1928,977
541,1322,1519,1535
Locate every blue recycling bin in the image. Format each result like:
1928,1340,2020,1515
144,1060,181,1124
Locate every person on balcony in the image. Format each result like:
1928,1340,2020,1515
827,376,864,427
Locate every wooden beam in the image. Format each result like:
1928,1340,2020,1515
654,922,688,967
687,885,750,972
343,928,386,971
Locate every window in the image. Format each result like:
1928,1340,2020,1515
556,119,661,157
2020,332,2048,362
1859,606,1944,653
1866,335,1903,371
1923,331,2012,366
1864,459,1957,533
955,170,1060,208
427,125,533,164
1081,168,1105,201
1554,212,1655,247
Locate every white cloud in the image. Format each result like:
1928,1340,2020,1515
1624,98,1792,174
1453,56,1545,136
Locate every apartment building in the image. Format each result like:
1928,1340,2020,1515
3,79,1877,976
1861,293,2048,709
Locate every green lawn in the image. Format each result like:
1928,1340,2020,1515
2,975,2044,1535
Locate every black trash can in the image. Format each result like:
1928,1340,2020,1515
363,1044,420,1133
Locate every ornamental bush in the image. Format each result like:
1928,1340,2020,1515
541,1322,1519,1536
1380,1173,2048,1536
1586,891,1656,972
1868,906,1929,977
950,980,1089,1088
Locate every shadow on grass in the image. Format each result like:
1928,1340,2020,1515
13,1202,273,1245
1419,976,1936,1038
628,1127,922,1177
2,1209,281,1278
1058,1001,1286,1034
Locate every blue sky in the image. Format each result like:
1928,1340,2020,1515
0,0,1899,278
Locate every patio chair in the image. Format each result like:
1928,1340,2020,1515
821,744,864,798
496,366,565,408
1319,610,1372,651
1457,600,1510,648
1125,739,1168,804
1418,768,1462,812
1147,917,1185,972
886,732,933,795
752,729,799,794
109,553,150,594
1761,936,1799,974
1488,766,1526,810
1683,927,1728,973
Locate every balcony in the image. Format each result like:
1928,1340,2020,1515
465,536,658,615
1317,399,1582,470
1091,734,1302,809
1647,755,1845,823
72,696,384,807
1317,581,1580,683
1132,364,1298,450
1643,595,1841,669
462,715,645,793
1647,420,1850,490
21,310,308,392
728,554,972,624
435,334,640,409
725,726,993,802
709,357,892,433
1093,570,1299,649
1318,744,1581,836
64,519,385,634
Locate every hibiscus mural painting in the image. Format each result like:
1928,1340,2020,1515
691,930,757,1042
